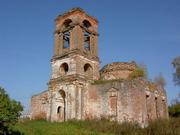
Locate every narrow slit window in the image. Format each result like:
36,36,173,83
63,32,70,49
84,31,90,50
146,94,150,120
57,106,61,114
155,97,159,118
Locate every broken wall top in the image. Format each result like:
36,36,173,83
55,7,98,33
100,61,136,73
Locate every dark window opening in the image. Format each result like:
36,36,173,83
146,94,150,120
60,63,69,76
84,63,93,79
57,106,61,114
83,20,91,28
84,63,92,72
63,19,72,28
84,31,90,50
59,90,66,99
63,32,70,49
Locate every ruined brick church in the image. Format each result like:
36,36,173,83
31,8,168,126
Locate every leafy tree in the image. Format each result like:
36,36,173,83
0,87,23,134
172,56,180,85
154,73,166,87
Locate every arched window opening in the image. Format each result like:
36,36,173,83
84,31,90,50
57,106,61,114
63,31,70,49
59,90,66,121
84,63,93,78
60,63,69,76
83,20,91,28
63,19,72,28
59,90,66,99
84,63,92,72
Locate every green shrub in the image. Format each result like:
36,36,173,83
169,94,180,117
0,87,23,134
128,66,146,80
169,103,180,117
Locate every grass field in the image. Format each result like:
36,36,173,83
11,118,180,135
12,120,112,135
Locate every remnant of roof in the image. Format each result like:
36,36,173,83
100,61,136,73
56,7,98,23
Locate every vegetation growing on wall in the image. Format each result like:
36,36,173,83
92,79,124,85
128,65,147,80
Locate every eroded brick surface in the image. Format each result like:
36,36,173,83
31,8,168,126
100,62,136,80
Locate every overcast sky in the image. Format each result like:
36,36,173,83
0,0,179,112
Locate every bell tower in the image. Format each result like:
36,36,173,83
51,8,100,81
